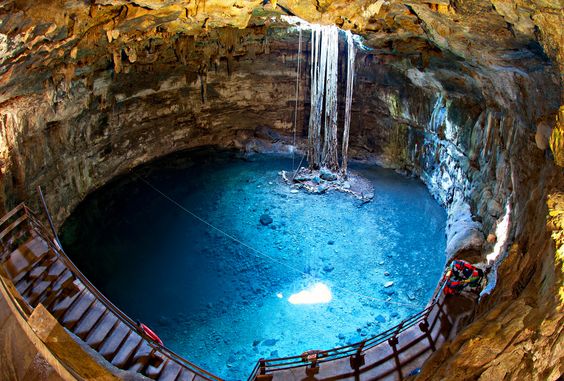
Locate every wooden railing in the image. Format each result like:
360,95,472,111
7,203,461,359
247,279,450,380
0,202,223,381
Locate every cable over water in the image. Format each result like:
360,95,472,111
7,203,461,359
138,175,421,309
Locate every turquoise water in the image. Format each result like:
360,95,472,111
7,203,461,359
60,148,447,380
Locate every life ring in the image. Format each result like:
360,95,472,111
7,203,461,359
138,322,163,346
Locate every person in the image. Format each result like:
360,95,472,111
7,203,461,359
443,259,485,297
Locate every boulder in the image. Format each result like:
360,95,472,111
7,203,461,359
320,168,338,181
260,214,273,225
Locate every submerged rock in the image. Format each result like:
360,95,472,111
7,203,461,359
158,315,171,326
317,184,329,193
323,264,335,273
263,338,278,346
259,214,273,225
384,281,394,288
320,168,338,181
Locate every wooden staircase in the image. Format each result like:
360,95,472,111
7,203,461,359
0,204,222,381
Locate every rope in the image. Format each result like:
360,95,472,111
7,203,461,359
292,29,302,172
138,176,421,309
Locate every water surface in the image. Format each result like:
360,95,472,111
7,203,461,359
61,149,447,380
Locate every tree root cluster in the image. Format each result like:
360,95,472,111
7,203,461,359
280,167,374,203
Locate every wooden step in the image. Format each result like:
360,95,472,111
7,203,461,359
111,331,143,368
50,282,83,319
4,237,49,280
26,279,53,306
44,258,66,277
145,357,168,380
5,248,37,280
19,259,65,299
176,369,197,381
98,321,131,360
62,290,96,330
86,312,119,349
40,269,75,308
128,341,155,373
158,360,182,381
25,236,50,254
25,259,65,303
73,301,107,339
13,252,55,285
48,268,75,295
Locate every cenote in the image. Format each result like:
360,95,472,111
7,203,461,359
60,148,447,380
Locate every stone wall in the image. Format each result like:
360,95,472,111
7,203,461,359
0,27,305,224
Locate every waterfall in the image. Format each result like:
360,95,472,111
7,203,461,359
307,25,356,174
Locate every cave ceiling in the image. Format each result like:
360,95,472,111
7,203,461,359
1,0,562,76
0,0,562,159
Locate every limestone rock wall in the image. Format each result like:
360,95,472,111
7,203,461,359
349,40,563,379
0,26,304,223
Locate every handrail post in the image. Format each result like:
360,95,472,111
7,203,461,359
306,358,319,377
255,359,273,381
419,319,436,351
388,320,404,381
303,351,320,377
350,339,366,370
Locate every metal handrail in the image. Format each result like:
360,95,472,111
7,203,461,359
0,201,223,381
246,279,447,380
33,201,224,381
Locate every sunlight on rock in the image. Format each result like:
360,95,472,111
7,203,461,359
487,203,512,264
288,283,332,305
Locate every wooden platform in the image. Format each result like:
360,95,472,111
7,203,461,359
0,204,221,381
249,296,453,381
